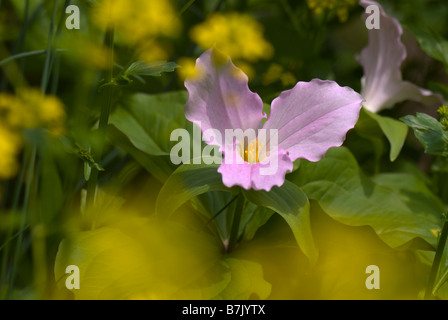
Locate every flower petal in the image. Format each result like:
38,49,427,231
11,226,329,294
184,49,265,146
217,142,293,191
262,79,363,162
359,0,443,113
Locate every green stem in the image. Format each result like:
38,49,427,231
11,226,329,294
41,0,59,94
0,49,66,68
207,194,239,225
179,0,196,16
425,216,448,299
0,150,28,298
6,145,37,299
86,27,115,213
227,194,245,253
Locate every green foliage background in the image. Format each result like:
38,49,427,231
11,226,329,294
1,0,448,300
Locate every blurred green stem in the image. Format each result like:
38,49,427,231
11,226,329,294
0,49,66,68
6,145,37,299
425,215,448,299
86,27,115,214
0,150,28,298
227,193,245,253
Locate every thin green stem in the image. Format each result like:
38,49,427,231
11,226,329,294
0,150,28,298
86,27,115,214
280,0,303,37
206,194,239,226
432,266,448,296
179,0,196,16
41,0,60,94
6,145,37,299
227,194,245,253
425,216,448,299
0,49,66,68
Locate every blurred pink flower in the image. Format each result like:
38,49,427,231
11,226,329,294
359,0,443,113
184,49,364,191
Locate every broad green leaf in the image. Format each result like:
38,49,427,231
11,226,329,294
110,107,167,156
372,173,445,218
289,147,442,248
109,91,189,156
365,109,408,161
54,217,225,300
243,181,317,265
155,163,237,218
107,125,176,183
407,26,448,72
213,258,271,300
241,204,274,242
401,113,448,157
356,108,408,162
124,61,179,78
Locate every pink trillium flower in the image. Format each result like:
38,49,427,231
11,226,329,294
359,0,443,113
184,49,364,191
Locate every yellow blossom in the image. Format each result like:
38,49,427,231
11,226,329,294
93,0,180,45
262,63,297,87
2,89,66,135
190,12,273,63
0,89,66,179
307,0,356,22
177,57,200,81
139,41,170,64
0,127,21,179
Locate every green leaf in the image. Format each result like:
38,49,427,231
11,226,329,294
54,217,225,300
241,204,274,242
407,26,448,72
213,258,271,300
126,61,178,77
401,113,448,157
365,109,408,162
110,91,189,156
289,147,443,248
356,108,408,162
155,163,237,218
107,125,176,183
372,173,446,224
113,61,179,85
110,107,168,156
242,181,317,265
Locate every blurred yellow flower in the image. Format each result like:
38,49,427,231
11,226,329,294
190,12,273,63
139,41,170,64
93,0,180,45
2,89,66,135
0,127,21,179
234,61,255,81
177,57,200,81
0,89,66,179
262,63,297,87
307,0,356,22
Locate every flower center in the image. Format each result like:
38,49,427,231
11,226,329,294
241,140,264,164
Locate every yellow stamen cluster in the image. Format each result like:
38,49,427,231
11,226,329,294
241,140,264,164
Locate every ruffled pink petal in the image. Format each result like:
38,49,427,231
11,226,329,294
184,49,265,147
217,142,293,191
359,0,443,113
262,79,363,162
